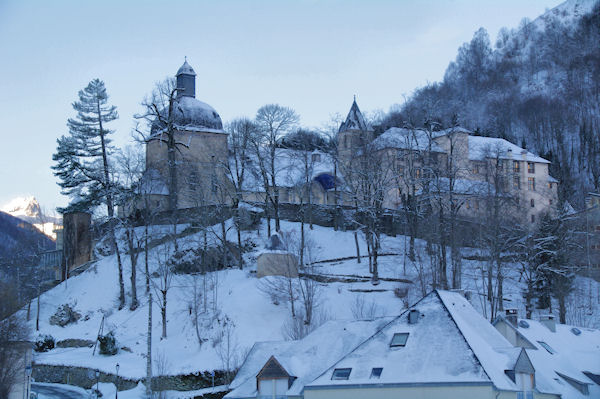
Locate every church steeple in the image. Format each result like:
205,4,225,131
339,97,369,133
176,58,196,98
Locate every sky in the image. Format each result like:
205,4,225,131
0,0,563,212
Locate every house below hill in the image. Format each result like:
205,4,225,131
227,290,599,399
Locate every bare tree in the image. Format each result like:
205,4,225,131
152,243,174,339
253,104,299,234
0,281,30,399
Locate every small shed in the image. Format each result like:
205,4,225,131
256,233,298,278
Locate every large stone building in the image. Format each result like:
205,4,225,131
139,60,558,226
144,60,229,210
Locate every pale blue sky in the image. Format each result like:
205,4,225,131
0,0,562,211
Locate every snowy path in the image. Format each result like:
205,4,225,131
32,382,88,399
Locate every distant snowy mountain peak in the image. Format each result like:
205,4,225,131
2,195,42,218
2,196,61,239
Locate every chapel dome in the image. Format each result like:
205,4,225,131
151,96,224,133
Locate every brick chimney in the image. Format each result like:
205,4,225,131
540,314,556,332
505,308,518,327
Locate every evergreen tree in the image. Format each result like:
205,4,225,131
52,79,127,309
530,212,577,323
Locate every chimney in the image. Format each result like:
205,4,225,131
505,308,518,328
540,314,556,332
408,309,420,324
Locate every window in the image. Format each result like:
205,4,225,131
513,161,520,173
517,392,534,399
530,199,535,208
312,153,321,162
537,341,555,354
548,182,553,189
513,175,521,190
472,163,479,174
474,200,479,210
531,214,535,223
549,199,553,205
528,162,535,173
370,368,383,379
390,332,409,347
332,368,351,380
466,200,471,209
414,168,422,179
528,177,535,191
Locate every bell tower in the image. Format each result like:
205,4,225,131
176,58,196,98
337,97,373,165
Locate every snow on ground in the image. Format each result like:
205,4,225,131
29,218,600,383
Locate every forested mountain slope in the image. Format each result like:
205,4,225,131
388,0,600,208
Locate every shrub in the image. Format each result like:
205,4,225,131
34,334,55,352
98,331,118,355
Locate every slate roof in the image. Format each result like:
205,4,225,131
494,315,600,399
338,99,370,133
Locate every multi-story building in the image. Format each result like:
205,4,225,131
137,61,558,226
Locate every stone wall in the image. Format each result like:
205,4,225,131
32,364,229,392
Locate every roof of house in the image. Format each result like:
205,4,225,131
226,317,393,398
494,315,600,399
229,291,561,399
467,136,549,164
234,148,338,192
372,127,445,153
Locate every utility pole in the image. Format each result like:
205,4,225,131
146,293,153,398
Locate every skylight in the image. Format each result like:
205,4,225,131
390,333,409,347
370,368,383,379
518,320,530,328
537,341,555,354
332,368,351,380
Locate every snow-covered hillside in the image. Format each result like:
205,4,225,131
27,218,600,382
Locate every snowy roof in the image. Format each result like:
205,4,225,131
495,315,600,399
226,318,393,398
176,59,196,76
235,148,338,192
151,96,224,134
423,177,495,197
307,291,519,391
467,136,549,164
372,127,444,153
338,99,370,133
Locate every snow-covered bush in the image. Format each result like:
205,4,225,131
98,331,118,355
34,334,55,352
49,303,81,327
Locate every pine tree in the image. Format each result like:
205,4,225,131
531,212,577,323
52,79,127,309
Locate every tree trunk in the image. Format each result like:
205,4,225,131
146,293,152,398
112,229,126,310
558,294,566,324
354,231,361,263
161,292,167,339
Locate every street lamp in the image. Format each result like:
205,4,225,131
115,363,120,399
25,364,32,399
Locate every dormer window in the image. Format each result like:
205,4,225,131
370,367,383,379
390,333,409,347
332,368,351,380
